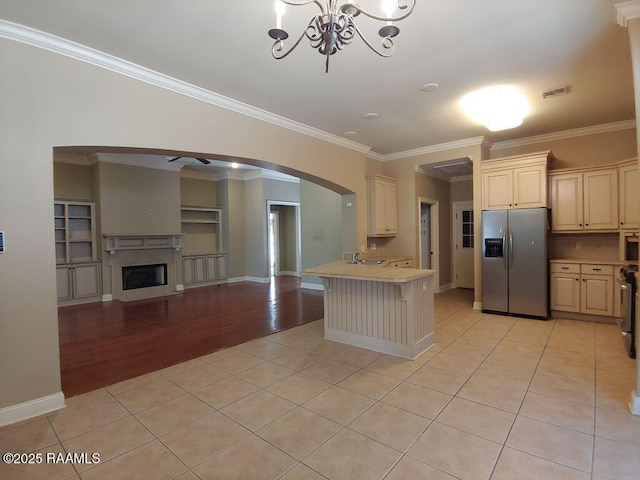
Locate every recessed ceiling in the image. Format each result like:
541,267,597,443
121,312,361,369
1,0,634,156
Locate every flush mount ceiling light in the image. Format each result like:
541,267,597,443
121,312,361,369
268,0,416,73
460,85,529,132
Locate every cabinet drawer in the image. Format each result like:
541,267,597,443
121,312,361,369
550,263,580,274
580,264,614,275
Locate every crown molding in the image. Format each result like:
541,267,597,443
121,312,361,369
616,1,640,27
0,20,371,155
380,136,488,162
491,120,636,151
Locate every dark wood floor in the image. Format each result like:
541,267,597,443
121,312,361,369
58,277,324,397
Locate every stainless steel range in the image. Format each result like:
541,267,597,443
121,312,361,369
617,265,638,358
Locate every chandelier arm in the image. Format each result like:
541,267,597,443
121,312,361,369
340,0,416,22
271,18,318,60
352,22,394,58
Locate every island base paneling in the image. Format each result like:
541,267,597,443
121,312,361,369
321,275,435,360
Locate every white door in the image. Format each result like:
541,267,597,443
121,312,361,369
420,204,431,269
454,202,474,289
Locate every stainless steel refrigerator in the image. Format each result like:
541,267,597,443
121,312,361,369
481,208,548,319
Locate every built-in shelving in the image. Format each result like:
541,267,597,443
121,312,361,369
180,205,222,255
54,200,97,264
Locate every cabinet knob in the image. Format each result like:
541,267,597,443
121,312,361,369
585,224,589,226
621,222,624,225
579,224,582,226
515,203,518,206
576,278,579,281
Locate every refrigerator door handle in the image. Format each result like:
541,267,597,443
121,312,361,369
502,226,508,269
508,226,514,269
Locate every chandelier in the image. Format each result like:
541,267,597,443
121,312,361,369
268,0,416,73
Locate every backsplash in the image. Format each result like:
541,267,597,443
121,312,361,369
549,233,619,261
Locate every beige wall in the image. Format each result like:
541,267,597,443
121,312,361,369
300,180,343,286
53,160,93,200
451,179,473,202
381,144,484,290
415,173,452,285
0,38,367,411
180,177,217,206
97,162,181,235
491,128,637,169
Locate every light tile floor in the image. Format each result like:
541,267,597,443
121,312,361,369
2,289,640,480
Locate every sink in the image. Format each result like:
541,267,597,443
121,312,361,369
358,259,384,265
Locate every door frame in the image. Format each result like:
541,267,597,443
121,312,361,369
266,201,301,277
452,200,474,289
417,197,439,291
268,211,280,276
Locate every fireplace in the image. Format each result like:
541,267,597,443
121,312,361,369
104,233,183,302
122,264,168,291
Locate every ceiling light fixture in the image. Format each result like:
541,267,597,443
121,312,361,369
460,85,529,132
268,0,416,73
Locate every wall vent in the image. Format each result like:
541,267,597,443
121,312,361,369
542,86,570,99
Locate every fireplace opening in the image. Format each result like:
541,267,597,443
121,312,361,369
122,263,168,291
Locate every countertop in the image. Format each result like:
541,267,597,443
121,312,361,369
549,258,633,266
302,260,434,283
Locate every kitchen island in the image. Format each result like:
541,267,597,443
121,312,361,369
302,260,436,359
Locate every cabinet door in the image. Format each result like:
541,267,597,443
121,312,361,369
183,257,195,285
580,274,613,316
583,169,618,230
193,256,206,283
56,267,73,301
383,181,398,234
482,170,512,210
368,177,397,236
550,173,583,230
619,165,640,229
215,255,227,280
550,273,580,312
72,263,102,298
513,166,546,209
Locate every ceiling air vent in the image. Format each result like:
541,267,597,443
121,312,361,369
542,86,570,99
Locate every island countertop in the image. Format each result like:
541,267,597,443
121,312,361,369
302,260,435,283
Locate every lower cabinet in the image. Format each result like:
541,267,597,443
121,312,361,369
183,254,227,286
550,263,614,316
56,262,102,303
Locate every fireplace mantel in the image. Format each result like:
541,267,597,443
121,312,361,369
103,233,184,255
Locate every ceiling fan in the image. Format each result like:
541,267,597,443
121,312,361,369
167,156,210,165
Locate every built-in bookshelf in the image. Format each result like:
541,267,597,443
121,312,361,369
180,205,222,255
54,201,97,263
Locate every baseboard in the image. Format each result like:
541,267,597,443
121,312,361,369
301,282,324,291
102,294,113,302
630,390,640,416
278,271,300,277
438,283,452,293
0,392,66,427
228,276,270,284
473,301,483,311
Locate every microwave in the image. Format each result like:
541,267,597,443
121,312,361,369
624,231,639,262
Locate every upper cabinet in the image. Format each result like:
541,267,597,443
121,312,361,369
366,175,397,237
481,151,551,211
550,168,618,231
619,161,640,229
